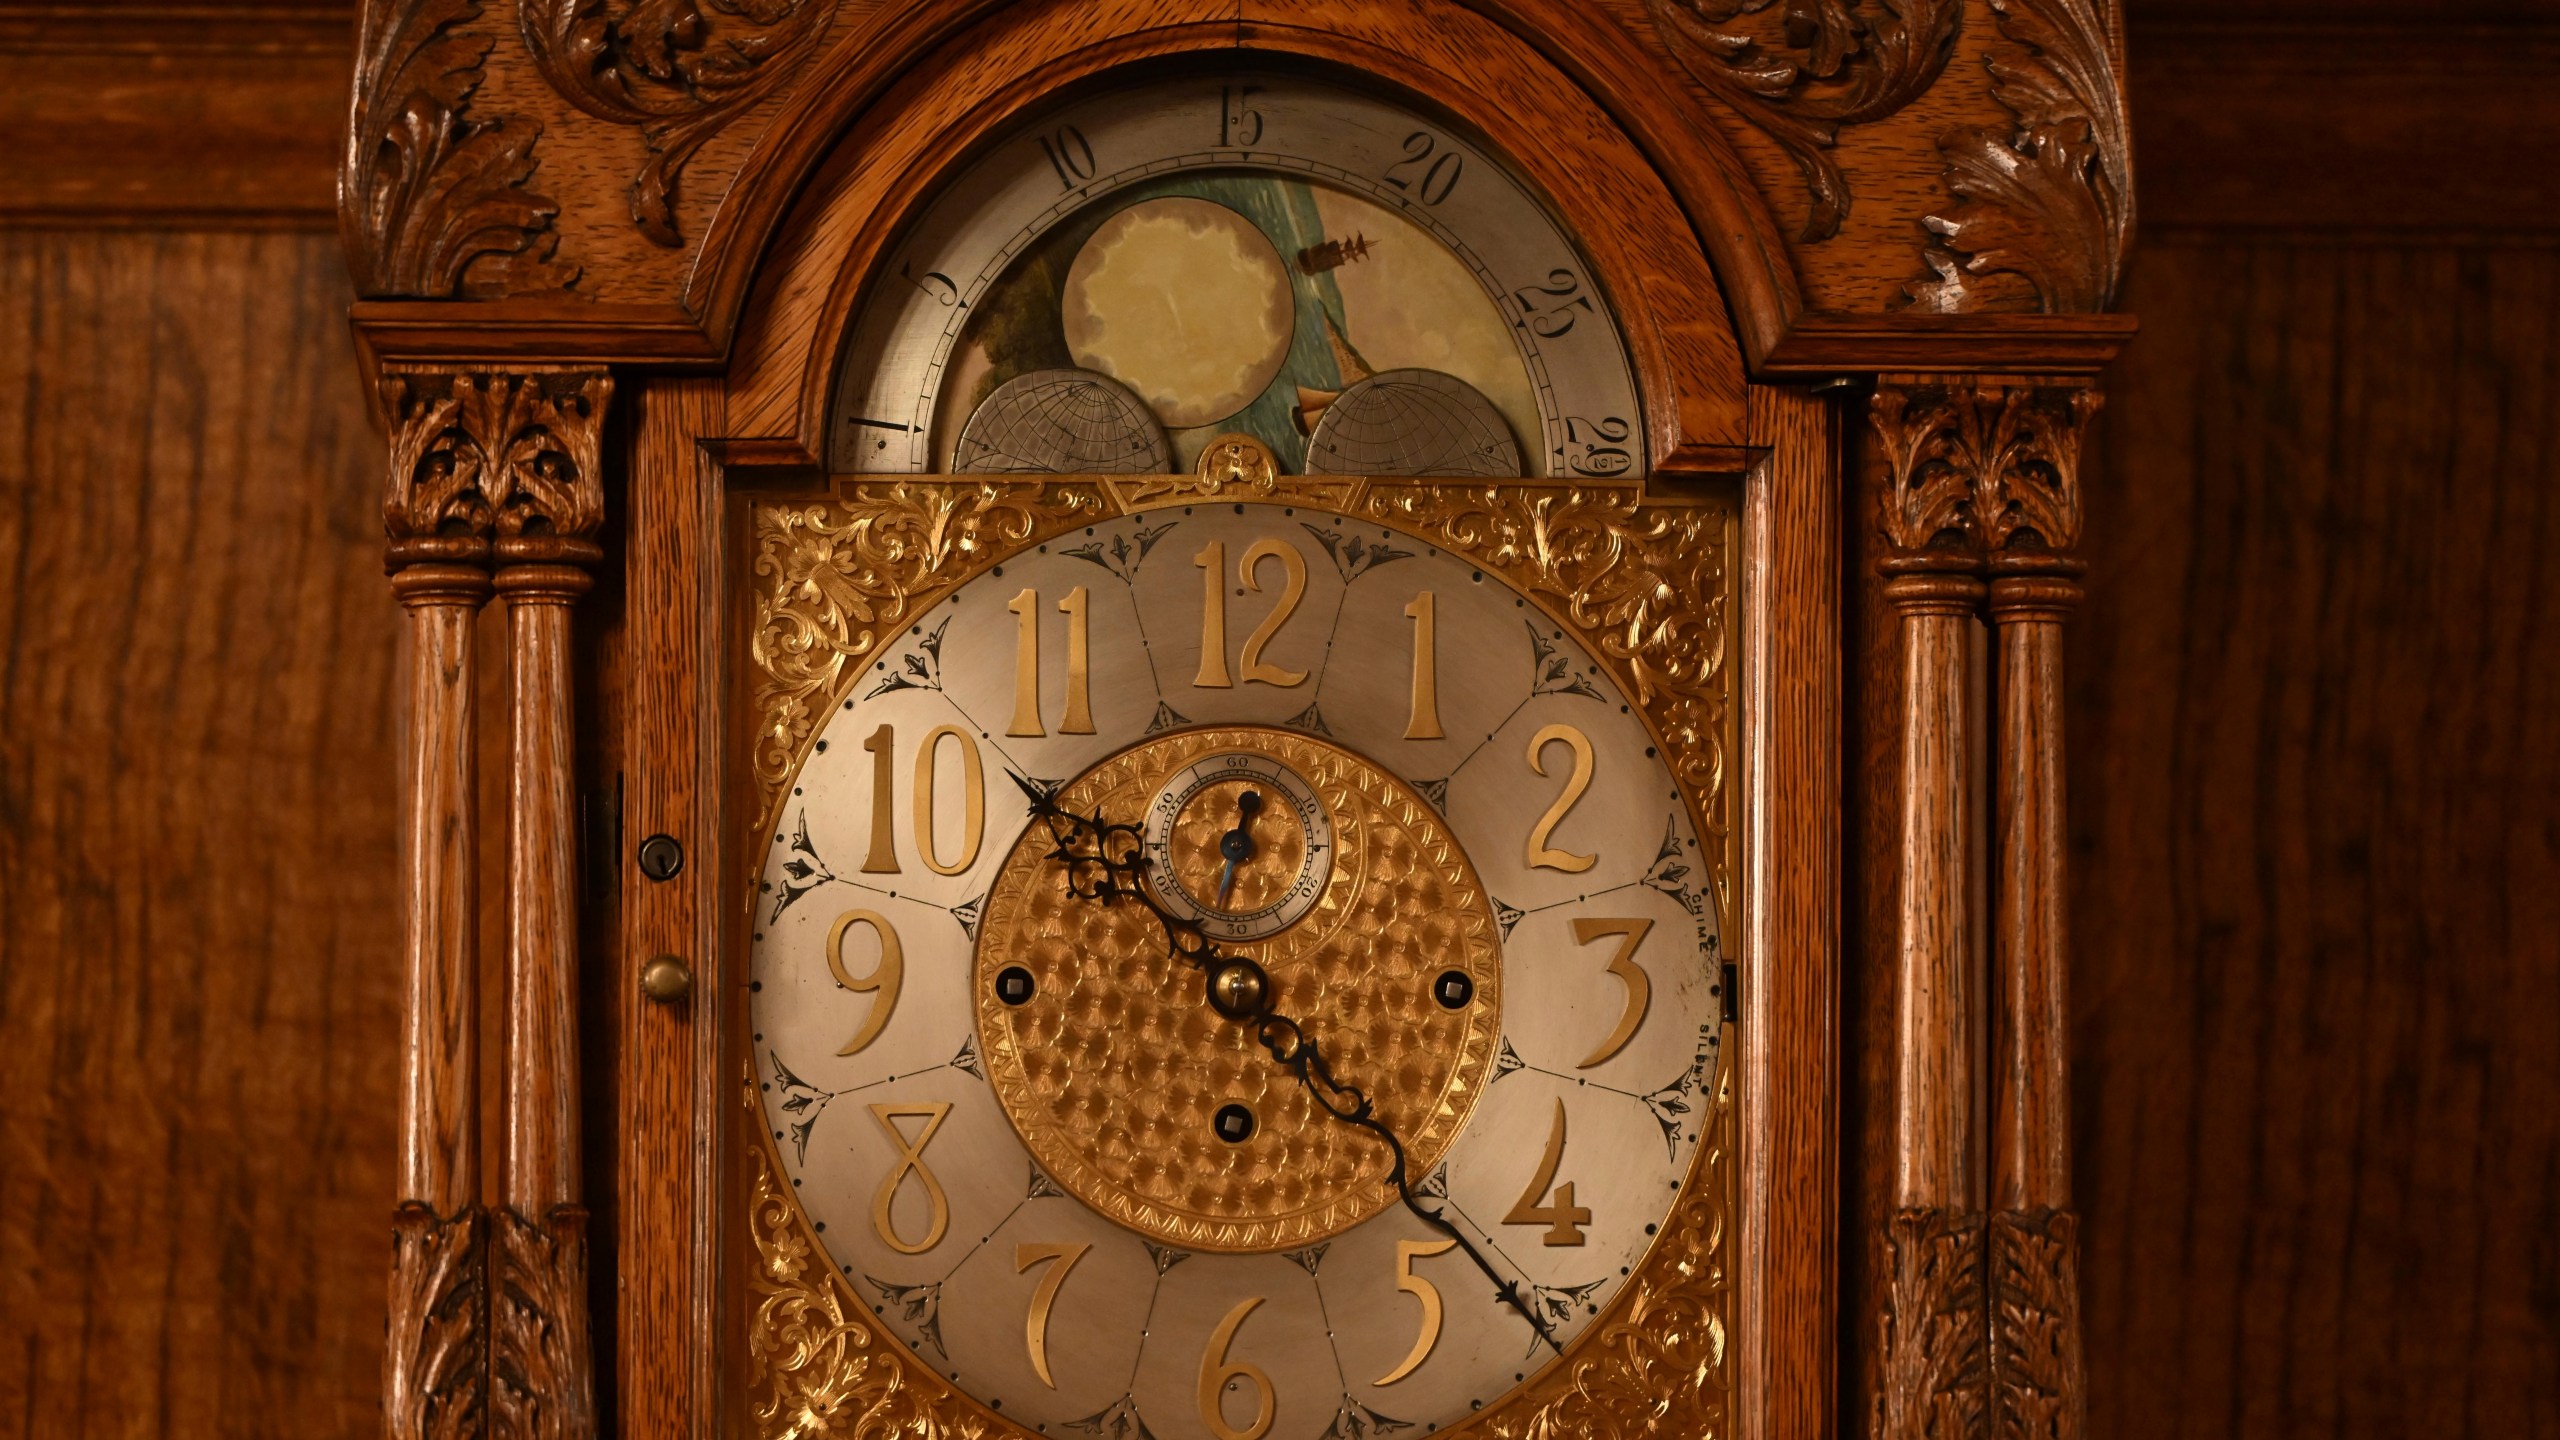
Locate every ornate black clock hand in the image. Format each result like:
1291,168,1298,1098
1213,789,1262,908
1010,772,1565,1356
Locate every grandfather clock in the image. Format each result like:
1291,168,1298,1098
342,3,2132,1437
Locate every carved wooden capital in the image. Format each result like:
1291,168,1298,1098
489,1204,597,1440
1989,1207,2086,1440
383,368,613,572
1870,377,2097,580
1875,1207,1990,1440
387,1202,487,1440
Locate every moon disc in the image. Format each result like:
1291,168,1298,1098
1062,197,1296,430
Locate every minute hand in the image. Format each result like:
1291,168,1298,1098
1012,773,1562,1355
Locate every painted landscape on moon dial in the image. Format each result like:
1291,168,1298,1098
749,503,1724,1439
935,173,1538,476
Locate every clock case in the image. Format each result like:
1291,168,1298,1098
345,3,2134,1439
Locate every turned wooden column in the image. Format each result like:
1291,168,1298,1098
379,368,611,1440
1866,377,2097,1440
1869,380,1991,1440
485,371,611,1440
381,374,497,1440
1982,387,2097,1440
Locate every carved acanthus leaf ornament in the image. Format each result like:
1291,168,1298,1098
489,1207,597,1440
1869,379,2094,564
387,1204,487,1440
1988,1208,2085,1440
346,0,575,298
1875,1208,1990,1440
519,0,832,246
1910,0,2132,313
382,370,615,547
1646,0,1963,241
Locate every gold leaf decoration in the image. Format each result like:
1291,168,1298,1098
748,480,1105,806
1360,483,1733,899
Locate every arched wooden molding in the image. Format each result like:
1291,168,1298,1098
1867,375,2095,1440
380,366,611,1440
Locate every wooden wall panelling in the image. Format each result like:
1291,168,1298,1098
0,4,351,228
0,231,399,1440
617,377,730,1440
2070,244,2560,1440
1738,385,1844,1440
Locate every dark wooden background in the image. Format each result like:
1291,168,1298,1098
0,2,2550,1436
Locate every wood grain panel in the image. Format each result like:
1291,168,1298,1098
2071,243,2560,1439
0,231,399,1437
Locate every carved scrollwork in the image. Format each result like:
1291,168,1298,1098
1868,379,2094,563
1910,0,2132,313
345,0,576,298
1875,1208,1989,1440
489,1206,597,1440
1646,0,1964,241
1988,1208,2085,1440
387,1203,487,1440
382,370,615,549
518,0,832,247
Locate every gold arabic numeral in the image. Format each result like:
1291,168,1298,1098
1007,588,1045,737
825,909,905,1056
1375,1238,1458,1386
866,1102,952,1254
1193,540,1232,688
1058,585,1096,734
1525,723,1598,872
1572,916,1655,1069
1197,1296,1277,1440
912,724,985,876
1014,1241,1092,1388
1236,538,1308,686
1502,1097,1592,1246
1403,591,1443,740
1037,123,1095,190
861,723,899,873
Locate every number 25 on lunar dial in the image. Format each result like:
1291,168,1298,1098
755,64,1724,1440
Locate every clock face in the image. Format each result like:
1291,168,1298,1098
831,69,1647,480
749,505,1725,1438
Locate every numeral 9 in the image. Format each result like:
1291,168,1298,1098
825,909,903,1056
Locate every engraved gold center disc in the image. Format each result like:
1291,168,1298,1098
975,727,1502,1252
